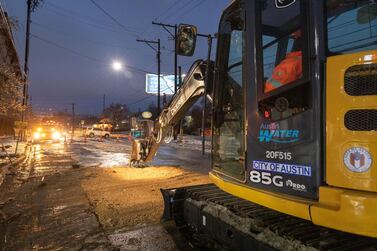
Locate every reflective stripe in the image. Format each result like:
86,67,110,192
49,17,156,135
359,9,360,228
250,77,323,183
269,78,282,88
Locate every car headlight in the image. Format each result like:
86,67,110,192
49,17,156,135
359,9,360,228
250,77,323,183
52,131,61,140
33,132,41,139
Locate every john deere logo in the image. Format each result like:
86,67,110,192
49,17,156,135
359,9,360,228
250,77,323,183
275,0,296,8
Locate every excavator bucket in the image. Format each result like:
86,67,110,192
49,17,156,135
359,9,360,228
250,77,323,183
129,139,147,166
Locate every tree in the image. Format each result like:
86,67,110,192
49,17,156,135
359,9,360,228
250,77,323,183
102,103,130,126
183,103,212,135
184,106,202,134
0,64,23,117
147,102,159,120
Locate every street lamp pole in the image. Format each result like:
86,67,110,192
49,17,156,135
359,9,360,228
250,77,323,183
136,38,161,113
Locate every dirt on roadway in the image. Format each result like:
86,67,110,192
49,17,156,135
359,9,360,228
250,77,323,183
82,166,209,231
0,141,210,251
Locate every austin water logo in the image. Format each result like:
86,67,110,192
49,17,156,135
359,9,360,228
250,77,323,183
275,0,296,8
343,147,372,173
259,123,300,143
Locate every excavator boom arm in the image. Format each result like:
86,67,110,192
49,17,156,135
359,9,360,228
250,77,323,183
130,60,208,164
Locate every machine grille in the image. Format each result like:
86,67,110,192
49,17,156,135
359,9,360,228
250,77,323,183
345,109,377,131
344,63,377,96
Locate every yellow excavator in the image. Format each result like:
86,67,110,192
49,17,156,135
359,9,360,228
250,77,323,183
131,0,377,249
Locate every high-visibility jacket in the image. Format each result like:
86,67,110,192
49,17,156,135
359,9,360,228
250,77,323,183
265,51,302,93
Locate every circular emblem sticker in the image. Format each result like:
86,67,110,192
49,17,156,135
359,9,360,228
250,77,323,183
343,147,372,173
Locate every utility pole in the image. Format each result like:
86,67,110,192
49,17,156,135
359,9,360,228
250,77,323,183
102,94,106,112
71,103,75,142
197,34,214,156
136,38,161,113
20,0,32,140
158,39,161,113
178,66,183,142
178,66,182,88
152,21,178,93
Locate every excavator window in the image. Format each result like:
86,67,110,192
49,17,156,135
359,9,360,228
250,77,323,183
257,0,311,121
213,4,245,181
327,0,377,54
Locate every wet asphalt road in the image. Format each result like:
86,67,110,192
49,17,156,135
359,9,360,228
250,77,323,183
151,144,211,174
0,137,210,250
69,137,210,173
0,142,113,250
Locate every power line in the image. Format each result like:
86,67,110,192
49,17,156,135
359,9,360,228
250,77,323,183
172,0,208,21
127,95,154,107
153,0,188,22
89,0,139,37
136,38,162,113
152,21,178,93
140,0,190,39
32,21,137,50
41,6,124,35
30,33,151,74
161,0,202,22
45,2,112,26
31,33,103,63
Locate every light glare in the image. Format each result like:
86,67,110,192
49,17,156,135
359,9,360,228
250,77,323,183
52,132,61,140
34,132,41,139
112,60,123,71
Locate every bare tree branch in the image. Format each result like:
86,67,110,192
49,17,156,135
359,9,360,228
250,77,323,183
0,64,23,116
30,0,44,12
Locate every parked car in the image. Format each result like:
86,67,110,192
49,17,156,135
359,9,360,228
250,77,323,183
85,127,111,138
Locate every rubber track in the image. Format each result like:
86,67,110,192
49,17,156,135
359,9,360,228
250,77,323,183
184,184,377,251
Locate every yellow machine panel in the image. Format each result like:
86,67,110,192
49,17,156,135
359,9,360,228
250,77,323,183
326,51,377,192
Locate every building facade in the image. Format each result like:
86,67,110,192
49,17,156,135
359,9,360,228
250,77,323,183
0,3,23,135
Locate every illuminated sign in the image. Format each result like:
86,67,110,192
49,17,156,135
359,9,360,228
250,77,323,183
142,111,152,119
145,74,185,95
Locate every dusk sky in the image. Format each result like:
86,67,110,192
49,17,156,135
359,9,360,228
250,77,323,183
2,0,229,115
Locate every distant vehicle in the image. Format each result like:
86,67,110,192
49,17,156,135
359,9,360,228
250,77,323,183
31,125,66,143
85,127,111,138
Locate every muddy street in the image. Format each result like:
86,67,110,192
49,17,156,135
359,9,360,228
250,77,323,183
0,138,210,250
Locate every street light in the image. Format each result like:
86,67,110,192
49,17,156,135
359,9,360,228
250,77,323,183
112,60,123,72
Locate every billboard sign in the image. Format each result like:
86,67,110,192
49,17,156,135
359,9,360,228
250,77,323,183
145,74,185,95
